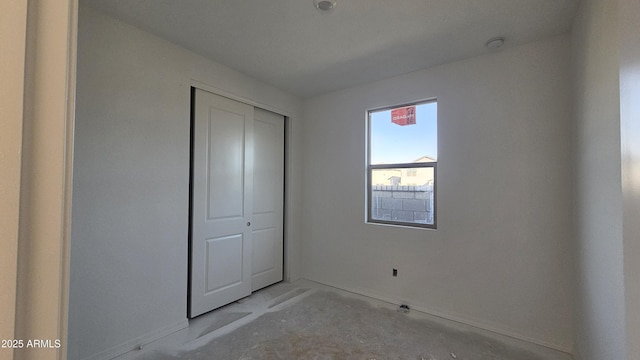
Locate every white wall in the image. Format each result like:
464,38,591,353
301,35,575,351
571,0,627,358
69,6,302,360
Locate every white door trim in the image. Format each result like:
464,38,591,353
190,79,293,119
4,1,78,359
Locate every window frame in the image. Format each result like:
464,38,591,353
366,99,438,229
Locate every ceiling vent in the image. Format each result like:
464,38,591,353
485,37,505,50
314,0,337,11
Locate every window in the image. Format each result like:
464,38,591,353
367,100,437,228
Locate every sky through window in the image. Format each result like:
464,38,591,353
370,102,437,165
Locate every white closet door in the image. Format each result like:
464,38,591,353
252,108,284,290
190,89,284,317
190,89,254,317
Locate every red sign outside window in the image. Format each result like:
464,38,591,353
391,106,416,126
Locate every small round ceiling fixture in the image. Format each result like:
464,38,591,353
314,0,337,11
485,37,505,50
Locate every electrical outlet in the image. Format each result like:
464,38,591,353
393,268,398,277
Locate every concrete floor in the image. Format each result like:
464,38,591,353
116,280,573,360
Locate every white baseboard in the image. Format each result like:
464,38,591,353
303,278,574,359
84,319,189,360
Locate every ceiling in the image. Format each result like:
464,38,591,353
82,0,580,98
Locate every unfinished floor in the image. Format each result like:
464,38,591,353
115,280,572,360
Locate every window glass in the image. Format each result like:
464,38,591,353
367,101,437,228
370,102,437,165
